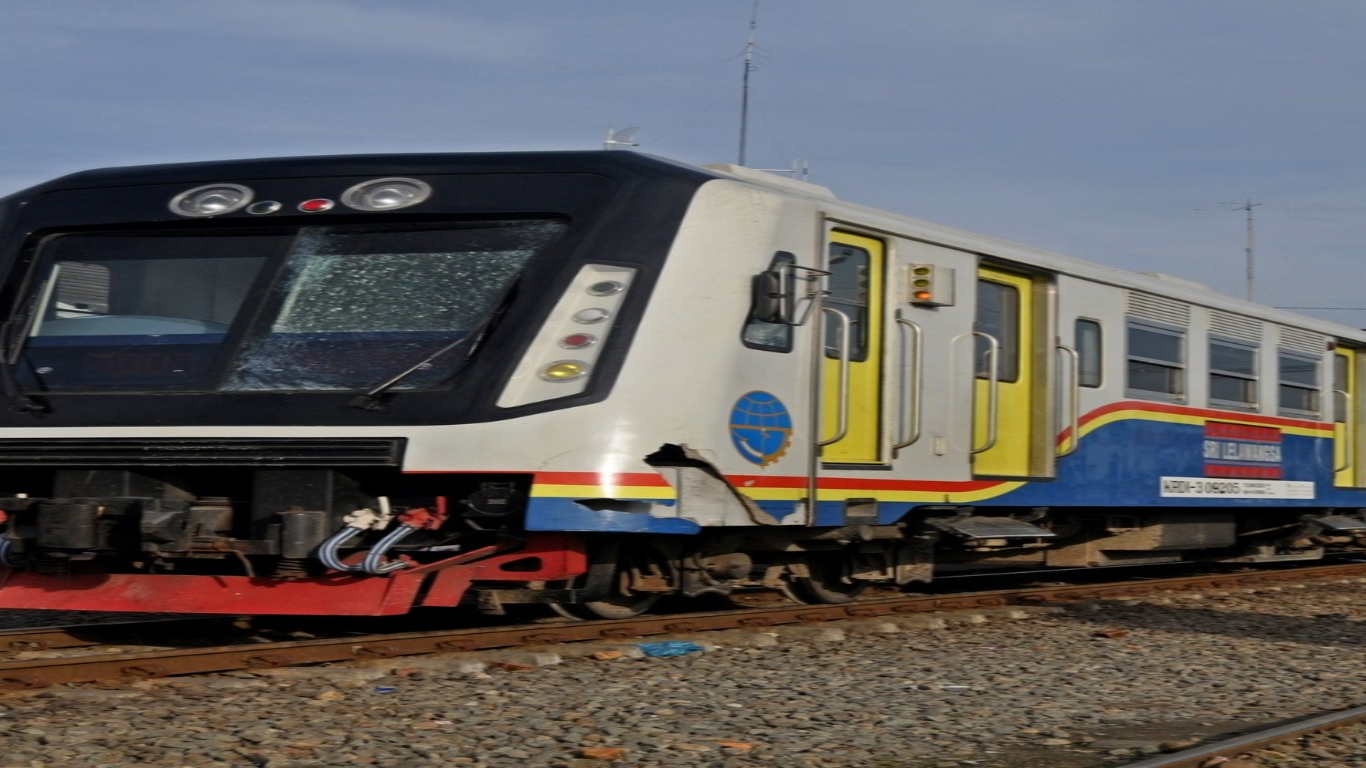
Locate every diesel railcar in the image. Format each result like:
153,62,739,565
0,150,1361,617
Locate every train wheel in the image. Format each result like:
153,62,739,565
549,545,670,620
567,590,661,620
789,553,866,604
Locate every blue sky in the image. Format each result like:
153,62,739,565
3,1,1365,323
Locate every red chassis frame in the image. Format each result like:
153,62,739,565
0,533,588,616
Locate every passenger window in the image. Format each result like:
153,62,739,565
1126,321,1184,400
1209,338,1258,410
1075,319,1102,388
1278,351,1321,417
975,280,1020,382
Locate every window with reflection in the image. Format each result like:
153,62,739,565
1278,351,1321,417
824,242,870,361
1075,318,1102,388
975,280,1020,382
20,220,565,392
1209,338,1258,410
1127,321,1185,400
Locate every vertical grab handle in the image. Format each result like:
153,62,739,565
894,315,923,451
970,331,999,455
1334,388,1353,473
1055,344,1080,457
818,307,852,447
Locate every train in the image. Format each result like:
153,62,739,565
0,149,1361,618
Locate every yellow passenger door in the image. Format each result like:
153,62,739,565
820,231,885,465
1335,347,1360,487
972,266,1042,477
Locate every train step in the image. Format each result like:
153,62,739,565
1310,515,1366,531
928,516,1058,540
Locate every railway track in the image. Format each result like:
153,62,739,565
2,561,1364,691
1113,704,1366,767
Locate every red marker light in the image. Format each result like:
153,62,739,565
560,333,597,349
298,199,335,212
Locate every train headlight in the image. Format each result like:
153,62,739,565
341,178,432,211
169,184,254,217
540,361,589,381
573,308,611,324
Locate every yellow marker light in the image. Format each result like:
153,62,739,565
912,277,932,301
540,360,590,382
908,263,954,306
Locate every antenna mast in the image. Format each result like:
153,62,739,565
738,0,759,166
1197,199,1262,301
1237,199,1261,302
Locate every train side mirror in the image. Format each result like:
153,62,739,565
749,253,827,327
750,268,792,324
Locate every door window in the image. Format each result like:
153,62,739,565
975,280,1020,382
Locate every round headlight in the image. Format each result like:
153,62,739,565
169,184,254,217
573,308,611,324
587,280,626,297
341,178,432,211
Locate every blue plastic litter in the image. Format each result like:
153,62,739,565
635,641,706,657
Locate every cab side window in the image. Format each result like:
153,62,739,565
1075,318,1102,388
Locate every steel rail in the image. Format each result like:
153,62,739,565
1113,704,1366,768
0,617,240,655
2,562,1365,689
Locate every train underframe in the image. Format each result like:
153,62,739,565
1,464,1365,617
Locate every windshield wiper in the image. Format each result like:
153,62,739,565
348,277,521,412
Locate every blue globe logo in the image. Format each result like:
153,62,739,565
729,391,793,467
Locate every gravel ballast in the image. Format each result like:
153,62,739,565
4,580,1366,767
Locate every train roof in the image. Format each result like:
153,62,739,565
13,150,720,193
9,150,1360,341
701,160,1363,342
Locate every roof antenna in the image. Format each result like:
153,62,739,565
755,159,810,181
738,0,759,166
604,127,641,150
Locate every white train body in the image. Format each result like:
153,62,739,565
0,151,1358,616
